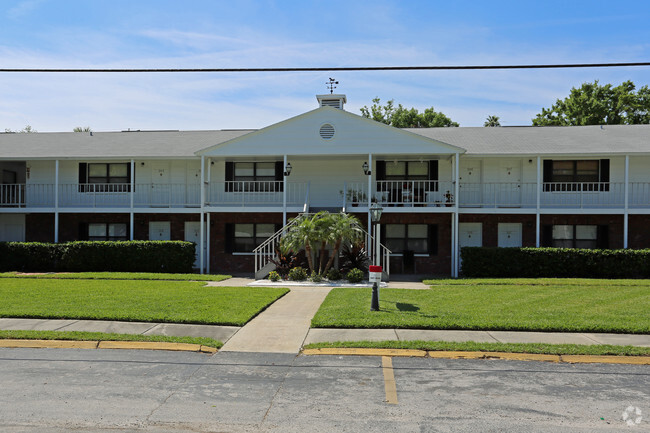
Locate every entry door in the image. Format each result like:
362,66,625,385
459,161,482,206
186,165,201,207
151,163,171,206
2,223,25,242
184,221,202,268
498,160,521,207
498,223,522,247
459,222,482,271
149,221,171,241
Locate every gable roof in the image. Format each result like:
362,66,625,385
408,124,650,156
0,130,252,160
195,106,466,157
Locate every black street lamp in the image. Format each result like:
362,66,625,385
369,202,383,311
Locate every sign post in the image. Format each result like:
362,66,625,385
369,265,382,311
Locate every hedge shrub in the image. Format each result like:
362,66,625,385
0,241,196,273
461,247,650,278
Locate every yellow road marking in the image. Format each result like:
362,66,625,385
382,356,398,405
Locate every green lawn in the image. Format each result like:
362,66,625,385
304,341,650,356
0,272,231,281
311,280,650,333
0,278,287,326
0,330,222,348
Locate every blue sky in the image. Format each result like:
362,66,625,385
1,0,649,131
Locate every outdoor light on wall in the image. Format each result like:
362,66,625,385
25,165,31,179
284,162,292,176
362,161,371,175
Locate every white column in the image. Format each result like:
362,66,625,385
199,155,205,274
454,153,460,278
283,155,287,226
130,159,134,240
536,156,541,247
624,155,629,248
54,160,59,243
367,153,373,262
450,213,455,277
206,212,211,274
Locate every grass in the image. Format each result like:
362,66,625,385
424,278,650,287
0,278,288,326
311,279,650,333
0,330,222,348
304,340,650,356
0,271,231,281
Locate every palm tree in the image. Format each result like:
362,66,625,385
322,213,363,274
281,213,323,273
484,115,501,127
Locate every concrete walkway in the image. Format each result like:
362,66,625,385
220,286,332,353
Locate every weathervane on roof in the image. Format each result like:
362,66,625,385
326,78,339,94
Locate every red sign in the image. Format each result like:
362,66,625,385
369,265,382,273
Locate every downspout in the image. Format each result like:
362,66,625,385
536,156,541,247
454,152,460,278
130,159,134,240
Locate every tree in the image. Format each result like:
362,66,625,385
532,80,650,126
321,213,363,275
4,125,37,133
360,98,459,127
484,115,501,127
73,126,92,132
281,213,323,273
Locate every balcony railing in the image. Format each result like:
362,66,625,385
2,181,650,210
206,181,308,207
343,181,456,208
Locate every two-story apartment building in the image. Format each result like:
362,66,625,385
1,94,649,278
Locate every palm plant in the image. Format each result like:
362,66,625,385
322,212,363,274
281,213,324,273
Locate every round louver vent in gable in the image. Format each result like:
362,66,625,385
319,123,335,140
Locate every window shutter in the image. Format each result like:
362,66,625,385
541,225,553,247
597,225,609,249
78,222,88,241
275,161,284,192
376,161,386,180
599,159,610,191
225,162,234,192
542,160,553,192
224,223,234,253
429,160,439,192
78,163,87,192
428,224,438,255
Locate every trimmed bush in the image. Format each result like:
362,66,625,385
0,241,195,273
310,271,322,282
268,271,281,282
461,247,650,278
326,268,342,281
288,266,308,281
346,268,364,283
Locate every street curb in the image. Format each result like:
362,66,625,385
301,348,650,365
0,339,218,353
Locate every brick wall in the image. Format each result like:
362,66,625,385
25,213,55,242
627,215,650,249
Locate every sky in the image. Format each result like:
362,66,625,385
1,0,649,132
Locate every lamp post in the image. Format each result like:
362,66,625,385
369,202,383,311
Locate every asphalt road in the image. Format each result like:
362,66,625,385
0,348,647,432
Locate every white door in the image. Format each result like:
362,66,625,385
151,162,170,206
149,221,171,241
186,165,201,207
498,160,521,207
459,161,482,206
2,223,25,242
459,223,482,271
184,221,202,268
498,223,522,247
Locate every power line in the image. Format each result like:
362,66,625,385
1,62,649,73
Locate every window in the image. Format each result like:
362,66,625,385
384,224,437,254
384,161,431,180
225,161,283,192
545,224,608,249
230,223,276,253
79,162,132,192
87,223,128,241
543,159,609,191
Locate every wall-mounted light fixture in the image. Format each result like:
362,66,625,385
284,162,292,177
140,162,145,166
25,165,31,179
362,161,371,175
